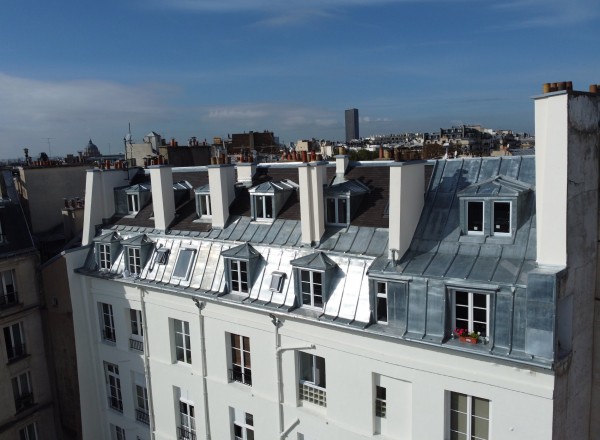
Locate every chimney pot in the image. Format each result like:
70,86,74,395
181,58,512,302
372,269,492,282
543,83,551,93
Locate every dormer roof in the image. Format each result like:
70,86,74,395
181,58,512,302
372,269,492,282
291,251,337,270
221,242,261,260
458,175,533,198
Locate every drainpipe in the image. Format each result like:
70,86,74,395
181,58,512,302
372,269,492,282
194,298,211,440
269,313,315,439
139,288,156,440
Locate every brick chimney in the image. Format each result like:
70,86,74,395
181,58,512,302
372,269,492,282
208,164,236,228
150,165,175,231
298,161,327,246
388,161,426,260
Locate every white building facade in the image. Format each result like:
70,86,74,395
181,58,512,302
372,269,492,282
67,87,600,440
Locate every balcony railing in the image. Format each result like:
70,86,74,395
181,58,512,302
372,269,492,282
0,292,18,309
299,381,327,407
136,408,150,425
129,338,144,352
228,367,252,386
177,426,197,440
7,343,27,363
14,392,34,412
108,396,123,412
102,329,116,343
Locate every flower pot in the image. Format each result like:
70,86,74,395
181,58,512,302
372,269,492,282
459,336,478,344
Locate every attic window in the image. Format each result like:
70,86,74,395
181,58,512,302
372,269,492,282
326,197,348,225
253,195,274,220
99,244,112,270
173,248,196,280
156,248,170,265
493,202,511,235
269,272,286,292
127,194,140,214
467,201,484,234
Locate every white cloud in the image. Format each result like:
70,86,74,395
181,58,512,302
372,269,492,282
0,72,170,157
492,0,599,27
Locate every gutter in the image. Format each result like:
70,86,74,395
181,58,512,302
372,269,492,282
140,288,157,440
193,298,211,440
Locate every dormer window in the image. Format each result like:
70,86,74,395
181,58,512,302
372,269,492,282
324,179,368,226
269,272,286,293
194,185,212,219
291,252,337,310
458,176,532,239
93,232,122,272
248,180,297,222
121,234,154,276
222,243,261,295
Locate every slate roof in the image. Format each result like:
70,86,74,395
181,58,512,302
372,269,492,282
370,155,537,287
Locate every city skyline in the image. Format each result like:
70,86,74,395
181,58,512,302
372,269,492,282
0,0,599,158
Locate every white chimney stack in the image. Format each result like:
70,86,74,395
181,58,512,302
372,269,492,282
298,161,327,246
335,154,349,175
150,165,175,231
208,164,236,229
388,161,425,260
237,162,256,186
82,168,129,245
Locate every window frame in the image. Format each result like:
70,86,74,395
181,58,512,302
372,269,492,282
12,371,33,412
466,200,484,235
492,200,512,236
179,399,196,439
172,248,196,281
252,194,275,221
4,321,26,361
98,243,112,270
449,391,490,440
100,302,116,343
18,422,38,440
299,269,324,309
199,194,212,217
375,385,387,418
452,290,491,339
298,352,327,407
229,333,252,386
325,196,349,226
0,269,17,308
110,424,127,440
229,259,249,294
173,319,192,364
127,193,140,214
105,362,123,413
127,247,142,275
376,281,388,324
233,412,254,440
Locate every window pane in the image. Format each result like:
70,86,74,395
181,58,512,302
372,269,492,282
376,385,386,399
493,202,510,233
327,198,336,223
315,356,326,388
456,291,469,305
265,197,273,218
451,411,467,434
338,199,347,223
256,196,264,218
301,270,310,282
472,416,489,439
299,352,313,382
467,201,483,232
451,392,468,412
473,397,489,418
377,297,388,322
473,293,487,308
473,308,487,323
173,249,195,279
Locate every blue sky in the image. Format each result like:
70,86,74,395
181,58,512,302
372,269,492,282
0,0,599,158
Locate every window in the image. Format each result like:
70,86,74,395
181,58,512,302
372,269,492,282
135,383,149,425
174,319,192,364
173,249,196,280
269,272,285,293
233,412,254,440
375,386,387,418
199,194,212,217
4,322,26,361
253,195,274,220
18,423,38,440
376,282,387,324
129,309,143,351
454,291,490,338
111,424,127,440
449,392,490,440
128,193,140,214
12,371,33,412
99,243,112,270
0,269,17,308
230,333,252,386
178,400,196,440
467,201,484,234
100,303,116,343
230,260,249,293
128,248,142,275
298,352,326,407
326,197,348,225
300,270,323,308
493,201,511,235
105,362,123,412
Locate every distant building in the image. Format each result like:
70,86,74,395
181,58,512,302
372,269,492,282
0,170,59,439
345,108,359,142
229,131,279,156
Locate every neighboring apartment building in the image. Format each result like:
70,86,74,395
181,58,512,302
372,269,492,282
345,108,359,142
65,86,600,440
0,170,58,439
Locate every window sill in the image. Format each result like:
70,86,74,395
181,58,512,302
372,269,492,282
445,336,490,351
